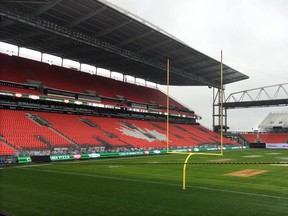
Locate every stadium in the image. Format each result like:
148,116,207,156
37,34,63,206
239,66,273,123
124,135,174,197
0,1,288,215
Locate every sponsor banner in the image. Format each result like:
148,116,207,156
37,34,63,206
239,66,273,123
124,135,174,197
170,146,248,153
17,147,248,163
86,153,101,158
17,156,32,163
266,143,288,149
50,154,75,161
42,97,64,103
0,92,14,96
29,95,40,100
49,150,166,162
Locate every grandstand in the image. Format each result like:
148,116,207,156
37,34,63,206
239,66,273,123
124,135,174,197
259,112,288,132
0,49,243,156
0,0,248,157
239,112,288,147
0,52,242,155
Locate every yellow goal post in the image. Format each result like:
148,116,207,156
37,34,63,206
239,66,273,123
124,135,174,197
165,51,224,189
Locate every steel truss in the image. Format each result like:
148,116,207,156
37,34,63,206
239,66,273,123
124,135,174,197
224,83,288,109
213,83,288,132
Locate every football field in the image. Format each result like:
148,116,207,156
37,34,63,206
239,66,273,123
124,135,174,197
1,149,288,216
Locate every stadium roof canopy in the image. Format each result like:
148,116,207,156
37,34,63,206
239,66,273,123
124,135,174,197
0,0,248,87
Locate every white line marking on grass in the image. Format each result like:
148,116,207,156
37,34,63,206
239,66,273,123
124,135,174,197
6,164,52,169
0,164,52,169
18,164,51,168
53,155,167,165
18,167,288,201
276,157,288,160
270,164,288,166
108,165,124,168
208,159,232,162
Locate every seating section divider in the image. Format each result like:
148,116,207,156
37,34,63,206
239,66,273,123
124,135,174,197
0,141,16,156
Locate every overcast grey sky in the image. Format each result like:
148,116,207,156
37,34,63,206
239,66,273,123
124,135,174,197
108,0,288,131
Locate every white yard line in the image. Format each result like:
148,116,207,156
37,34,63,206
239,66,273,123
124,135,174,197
18,163,52,168
0,163,52,169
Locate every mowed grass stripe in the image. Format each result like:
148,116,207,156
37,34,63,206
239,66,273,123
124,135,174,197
16,166,288,201
2,167,283,216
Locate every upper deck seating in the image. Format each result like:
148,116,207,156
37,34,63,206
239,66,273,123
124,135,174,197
0,53,190,112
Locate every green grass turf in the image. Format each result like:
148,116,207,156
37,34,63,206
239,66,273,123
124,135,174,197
1,149,288,216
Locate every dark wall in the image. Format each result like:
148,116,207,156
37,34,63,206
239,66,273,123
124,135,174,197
31,156,51,163
249,143,265,148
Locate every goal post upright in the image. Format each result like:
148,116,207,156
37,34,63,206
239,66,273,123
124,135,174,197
166,58,170,153
220,50,224,156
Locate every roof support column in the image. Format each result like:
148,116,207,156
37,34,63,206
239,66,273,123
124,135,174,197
213,87,228,133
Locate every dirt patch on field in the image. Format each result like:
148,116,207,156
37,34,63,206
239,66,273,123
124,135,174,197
225,169,268,177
